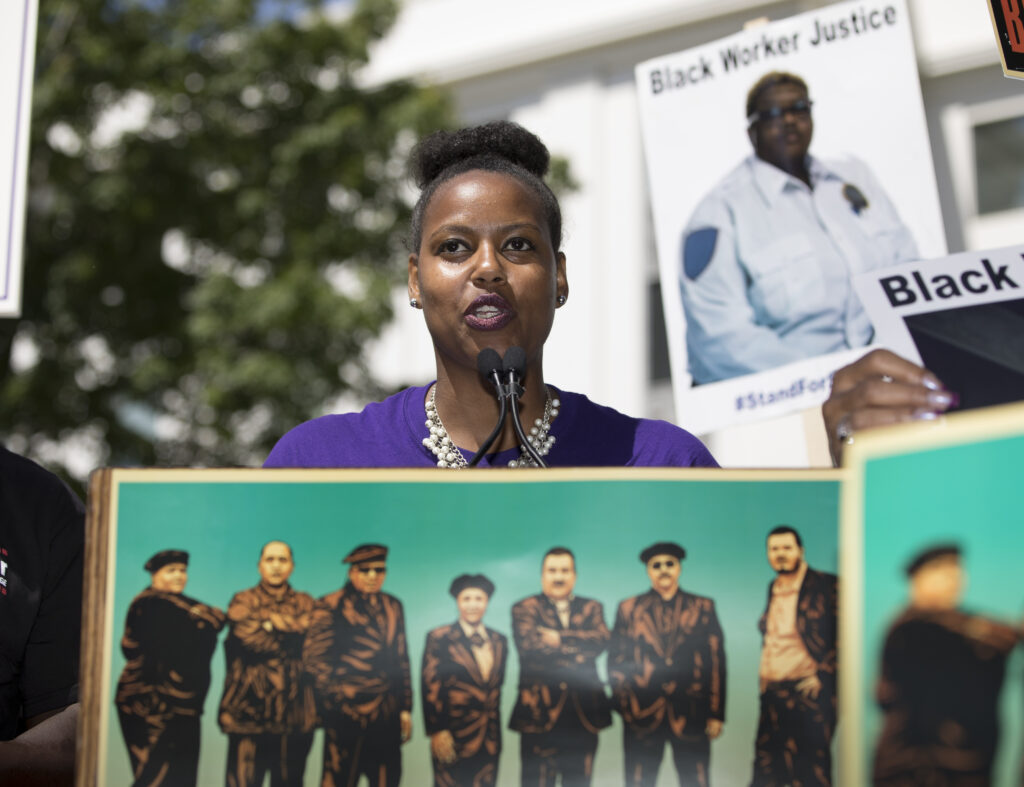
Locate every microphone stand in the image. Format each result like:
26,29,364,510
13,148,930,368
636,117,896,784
467,347,549,468
503,347,548,468
467,367,508,467
468,349,507,467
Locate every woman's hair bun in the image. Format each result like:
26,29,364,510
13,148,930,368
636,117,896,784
410,121,550,188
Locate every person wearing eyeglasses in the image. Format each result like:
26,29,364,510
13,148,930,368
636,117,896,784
608,542,726,786
679,70,919,384
750,526,837,787
303,543,412,787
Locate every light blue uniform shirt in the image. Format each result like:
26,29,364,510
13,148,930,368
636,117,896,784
680,154,919,384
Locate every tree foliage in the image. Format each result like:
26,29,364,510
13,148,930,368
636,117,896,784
2,0,451,484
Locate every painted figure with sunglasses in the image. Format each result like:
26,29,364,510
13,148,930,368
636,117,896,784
751,526,837,787
303,544,412,787
608,542,726,786
679,70,919,384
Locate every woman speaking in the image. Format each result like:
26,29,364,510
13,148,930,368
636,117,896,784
265,121,717,469
264,121,954,469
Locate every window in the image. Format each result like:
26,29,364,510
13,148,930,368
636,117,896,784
974,116,1024,215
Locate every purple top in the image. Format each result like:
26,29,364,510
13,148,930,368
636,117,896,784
264,384,717,469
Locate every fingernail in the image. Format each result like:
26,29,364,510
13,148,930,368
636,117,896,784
911,409,939,421
921,374,942,391
928,391,954,408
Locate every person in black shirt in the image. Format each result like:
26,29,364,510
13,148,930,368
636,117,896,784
0,446,84,786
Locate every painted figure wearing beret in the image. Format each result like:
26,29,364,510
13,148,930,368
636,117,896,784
115,549,226,786
873,544,1018,786
608,542,726,786
421,574,508,786
303,544,412,787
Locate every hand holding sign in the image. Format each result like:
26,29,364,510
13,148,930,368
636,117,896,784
821,349,956,465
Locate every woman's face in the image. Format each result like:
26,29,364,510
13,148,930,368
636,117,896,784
409,170,567,372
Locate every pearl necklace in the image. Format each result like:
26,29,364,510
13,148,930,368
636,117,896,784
423,386,559,468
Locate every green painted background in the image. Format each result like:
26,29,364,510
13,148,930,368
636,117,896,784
861,435,1024,785
104,475,839,786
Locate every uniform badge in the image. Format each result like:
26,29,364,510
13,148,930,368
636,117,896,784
842,183,869,215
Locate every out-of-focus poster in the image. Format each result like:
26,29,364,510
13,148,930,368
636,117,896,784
636,0,945,435
841,402,1024,786
0,0,37,317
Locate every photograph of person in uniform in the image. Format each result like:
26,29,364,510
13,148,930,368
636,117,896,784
217,540,316,787
872,544,1019,787
509,547,612,787
751,526,837,787
608,542,726,787
303,543,412,787
680,70,920,384
421,573,508,787
115,549,226,787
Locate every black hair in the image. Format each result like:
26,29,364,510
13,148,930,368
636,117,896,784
746,71,809,121
766,525,803,548
543,546,575,568
905,543,961,577
408,120,563,252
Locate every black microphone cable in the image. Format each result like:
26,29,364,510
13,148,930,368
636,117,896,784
468,348,507,467
503,346,548,468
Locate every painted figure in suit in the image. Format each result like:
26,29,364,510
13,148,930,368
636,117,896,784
115,549,226,787
422,574,508,787
873,544,1018,787
304,543,412,787
609,542,726,787
509,547,612,787
218,541,316,787
751,525,838,787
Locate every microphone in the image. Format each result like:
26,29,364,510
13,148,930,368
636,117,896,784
468,349,507,467
503,346,548,468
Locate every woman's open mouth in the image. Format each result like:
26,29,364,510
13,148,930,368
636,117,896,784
464,294,515,330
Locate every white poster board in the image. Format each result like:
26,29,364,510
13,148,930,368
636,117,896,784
636,0,946,435
0,0,38,317
854,241,1024,412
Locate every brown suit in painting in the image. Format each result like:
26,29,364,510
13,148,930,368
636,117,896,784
872,607,1017,787
218,583,317,787
751,567,837,787
422,623,508,786
509,594,612,787
115,588,226,787
304,581,412,787
609,589,726,787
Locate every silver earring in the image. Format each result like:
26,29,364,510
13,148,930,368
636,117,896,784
556,294,567,306
409,298,420,308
